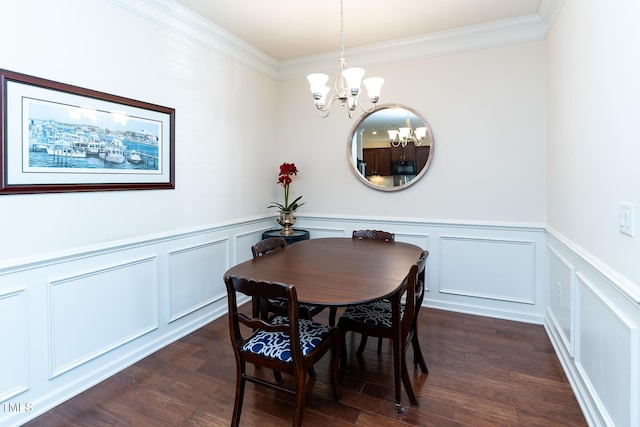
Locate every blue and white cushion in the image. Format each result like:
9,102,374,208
242,316,331,362
341,300,405,328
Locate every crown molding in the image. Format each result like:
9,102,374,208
278,13,547,80
108,0,564,81
107,0,280,79
539,0,566,31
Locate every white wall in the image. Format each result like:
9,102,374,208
545,1,640,426
547,1,640,287
0,0,278,263
275,42,547,224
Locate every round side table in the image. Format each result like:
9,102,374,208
261,229,310,245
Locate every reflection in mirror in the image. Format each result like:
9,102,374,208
347,104,434,191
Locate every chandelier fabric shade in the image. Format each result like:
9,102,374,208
307,0,384,118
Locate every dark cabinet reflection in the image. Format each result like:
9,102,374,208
348,104,434,191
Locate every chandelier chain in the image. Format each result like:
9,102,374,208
340,0,345,57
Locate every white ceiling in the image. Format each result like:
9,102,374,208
172,0,544,60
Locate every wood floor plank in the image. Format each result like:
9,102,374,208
24,307,587,426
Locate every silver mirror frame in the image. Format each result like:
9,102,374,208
346,103,434,192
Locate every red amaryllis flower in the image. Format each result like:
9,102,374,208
268,162,305,212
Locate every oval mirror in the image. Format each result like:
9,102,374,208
347,104,434,191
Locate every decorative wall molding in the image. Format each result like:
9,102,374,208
575,272,639,427
278,14,547,80
0,214,273,274
538,0,566,31
167,239,229,323
545,231,640,427
295,215,547,325
438,235,536,304
0,287,29,402
546,243,576,356
546,226,640,304
108,0,278,78
47,257,158,378
107,0,563,81
9,214,634,427
0,216,275,426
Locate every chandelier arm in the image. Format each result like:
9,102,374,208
318,108,331,118
314,93,341,112
357,101,378,115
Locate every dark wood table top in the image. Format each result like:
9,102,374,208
224,237,424,306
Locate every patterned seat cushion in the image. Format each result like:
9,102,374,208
242,316,331,362
268,298,319,313
341,299,405,328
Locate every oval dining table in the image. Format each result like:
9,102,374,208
223,237,425,411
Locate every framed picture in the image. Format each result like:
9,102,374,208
0,69,175,194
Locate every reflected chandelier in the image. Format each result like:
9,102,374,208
388,114,427,147
306,0,384,118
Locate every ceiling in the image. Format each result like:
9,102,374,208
172,0,544,60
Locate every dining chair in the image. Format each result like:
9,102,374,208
251,237,326,321
337,250,429,411
352,229,395,241
224,275,341,427
328,229,396,337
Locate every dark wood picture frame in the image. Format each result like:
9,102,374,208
0,69,175,194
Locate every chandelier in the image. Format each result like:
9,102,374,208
388,114,427,147
306,0,384,118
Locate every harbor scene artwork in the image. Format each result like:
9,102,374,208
27,100,161,173
1,68,175,194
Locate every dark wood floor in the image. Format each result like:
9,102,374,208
25,306,587,426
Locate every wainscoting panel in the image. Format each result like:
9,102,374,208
1,215,553,426
439,235,536,304
48,257,158,378
547,244,575,356
234,227,272,265
296,215,547,324
168,239,228,322
576,272,638,427
7,214,636,427
0,286,29,402
0,216,277,427
545,229,640,427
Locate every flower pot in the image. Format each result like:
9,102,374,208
277,210,296,235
